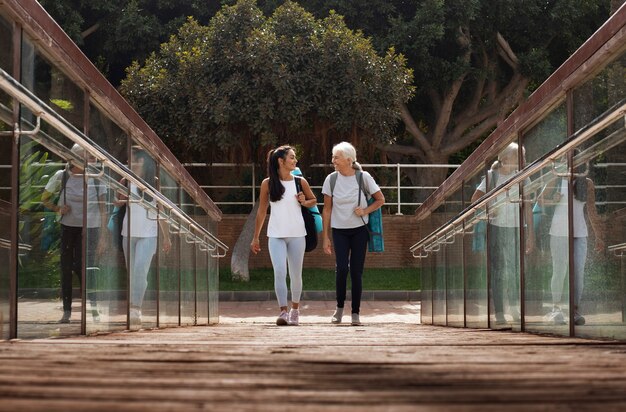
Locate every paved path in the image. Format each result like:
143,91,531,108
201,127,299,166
2,301,626,411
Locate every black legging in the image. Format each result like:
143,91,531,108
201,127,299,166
332,225,369,314
60,225,99,312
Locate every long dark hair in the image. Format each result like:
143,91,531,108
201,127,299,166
267,145,293,202
132,146,156,202
572,149,588,202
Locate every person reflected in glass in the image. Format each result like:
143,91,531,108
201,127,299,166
321,142,385,326
251,146,317,326
116,147,171,325
471,142,534,326
41,144,107,323
539,153,604,325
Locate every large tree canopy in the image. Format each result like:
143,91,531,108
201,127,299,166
39,0,224,85
42,0,611,185
298,0,610,189
120,0,414,164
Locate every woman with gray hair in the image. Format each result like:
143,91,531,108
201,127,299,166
321,142,385,325
41,143,106,323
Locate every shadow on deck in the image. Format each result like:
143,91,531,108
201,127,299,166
1,300,626,411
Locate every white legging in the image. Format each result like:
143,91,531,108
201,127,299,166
268,237,306,308
123,236,157,309
550,235,587,307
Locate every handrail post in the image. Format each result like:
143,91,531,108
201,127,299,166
396,163,402,215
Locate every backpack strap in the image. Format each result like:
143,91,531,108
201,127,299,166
487,169,499,192
61,168,69,205
294,176,302,193
329,171,338,197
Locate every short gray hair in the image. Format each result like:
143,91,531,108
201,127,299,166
332,141,362,170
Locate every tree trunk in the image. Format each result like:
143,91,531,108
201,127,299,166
229,202,260,282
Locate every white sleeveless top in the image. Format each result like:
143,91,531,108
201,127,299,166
549,179,588,238
122,183,159,238
267,179,306,238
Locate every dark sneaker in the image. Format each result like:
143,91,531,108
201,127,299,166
276,311,289,326
91,309,100,323
574,312,586,326
59,311,71,324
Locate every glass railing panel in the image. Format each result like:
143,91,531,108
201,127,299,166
158,168,180,327
524,102,567,163
419,253,433,325
0,89,10,339
88,102,129,162
180,190,196,326
574,118,626,339
523,160,570,336
464,216,488,328
93,166,128,332
17,126,83,338
462,166,489,328
194,206,208,325
0,14,12,73
573,49,626,133
208,247,219,325
21,36,84,132
444,189,464,326
484,144,523,328
445,227,464,327
432,242,446,326
125,145,160,330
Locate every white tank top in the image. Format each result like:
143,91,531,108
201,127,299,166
122,184,158,238
267,179,306,238
549,179,588,238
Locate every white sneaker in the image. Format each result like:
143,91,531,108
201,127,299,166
545,307,565,325
288,309,300,326
130,308,142,324
351,313,361,326
331,307,343,324
276,311,289,326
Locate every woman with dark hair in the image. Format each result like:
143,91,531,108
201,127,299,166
251,145,317,326
118,147,171,326
541,152,604,326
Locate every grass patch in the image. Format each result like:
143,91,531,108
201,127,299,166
220,267,420,291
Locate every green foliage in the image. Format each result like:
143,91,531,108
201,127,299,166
120,0,414,163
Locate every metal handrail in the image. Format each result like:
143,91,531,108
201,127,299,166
410,101,626,256
0,68,228,256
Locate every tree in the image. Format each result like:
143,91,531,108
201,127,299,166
39,0,224,85
296,0,610,196
120,0,413,279
120,0,414,166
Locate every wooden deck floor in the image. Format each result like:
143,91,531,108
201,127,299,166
1,301,626,411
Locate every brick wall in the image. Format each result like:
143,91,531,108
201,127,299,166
216,214,449,269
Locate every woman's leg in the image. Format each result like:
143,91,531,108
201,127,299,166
332,228,350,309
348,226,369,314
550,235,569,306
124,237,157,310
268,237,289,309
573,237,588,308
60,225,80,315
285,236,306,307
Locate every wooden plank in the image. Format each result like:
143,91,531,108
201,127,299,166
1,302,626,410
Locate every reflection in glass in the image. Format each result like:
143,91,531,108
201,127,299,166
21,37,84,131
159,168,180,327
122,146,164,330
